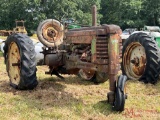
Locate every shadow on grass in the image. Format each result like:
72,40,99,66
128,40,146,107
93,100,115,115
0,78,83,110
93,79,160,116
0,80,84,119
41,75,98,86
0,76,119,119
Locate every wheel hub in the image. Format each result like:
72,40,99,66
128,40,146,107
130,56,146,76
47,28,56,38
123,42,146,79
42,24,58,43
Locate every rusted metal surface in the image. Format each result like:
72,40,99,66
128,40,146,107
42,23,59,43
45,53,63,67
95,35,108,63
108,33,121,91
79,69,95,80
65,54,109,72
119,38,123,63
65,30,96,44
64,24,122,71
123,42,146,79
65,26,117,44
92,5,97,26
64,24,122,70
8,42,20,85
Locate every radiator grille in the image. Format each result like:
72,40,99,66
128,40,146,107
96,36,108,60
95,36,122,64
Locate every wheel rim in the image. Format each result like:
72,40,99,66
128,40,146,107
8,42,21,85
79,69,95,80
123,42,146,79
42,23,60,43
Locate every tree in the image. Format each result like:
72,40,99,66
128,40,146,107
0,0,159,32
142,0,160,26
40,0,101,26
0,0,101,33
100,0,144,29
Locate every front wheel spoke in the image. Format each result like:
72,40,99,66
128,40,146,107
12,62,20,66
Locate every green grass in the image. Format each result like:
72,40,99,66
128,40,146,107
0,52,3,57
0,56,159,120
0,36,7,40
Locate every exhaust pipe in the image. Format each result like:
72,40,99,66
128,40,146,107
92,5,97,26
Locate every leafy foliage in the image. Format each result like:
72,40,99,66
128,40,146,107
0,0,159,32
100,0,160,29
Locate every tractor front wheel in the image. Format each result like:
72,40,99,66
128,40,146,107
113,75,127,111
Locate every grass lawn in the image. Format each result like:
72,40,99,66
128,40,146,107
0,36,7,40
0,55,159,120
0,52,3,57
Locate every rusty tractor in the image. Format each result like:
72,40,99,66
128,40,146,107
4,5,127,111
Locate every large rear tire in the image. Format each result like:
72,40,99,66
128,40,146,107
3,33,38,90
122,32,160,84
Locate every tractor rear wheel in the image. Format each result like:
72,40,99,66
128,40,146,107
122,32,160,84
3,33,38,90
